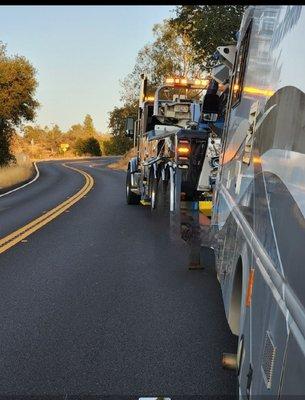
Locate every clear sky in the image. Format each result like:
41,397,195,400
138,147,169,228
1,6,174,133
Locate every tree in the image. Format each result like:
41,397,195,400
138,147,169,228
66,123,84,141
83,114,96,136
0,42,39,165
74,138,86,155
106,104,135,155
45,124,63,154
23,125,45,144
108,103,138,136
74,137,101,156
0,120,13,166
171,6,245,68
85,137,101,156
103,135,133,156
120,19,202,104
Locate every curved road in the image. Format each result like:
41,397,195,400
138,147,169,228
0,158,237,397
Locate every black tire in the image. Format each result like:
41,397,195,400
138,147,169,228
126,170,140,205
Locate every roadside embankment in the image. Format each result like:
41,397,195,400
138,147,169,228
107,147,136,171
0,154,35,191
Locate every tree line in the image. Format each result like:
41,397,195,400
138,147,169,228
21,114,103,158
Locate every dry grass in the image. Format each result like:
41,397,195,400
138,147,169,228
107,147,137,171
0,154,34,189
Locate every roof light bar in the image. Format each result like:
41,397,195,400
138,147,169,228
165,77,209,88
166,78,175,84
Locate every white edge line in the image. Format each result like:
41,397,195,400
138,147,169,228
0,162,40,198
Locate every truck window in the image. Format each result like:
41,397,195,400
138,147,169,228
146,105,155,131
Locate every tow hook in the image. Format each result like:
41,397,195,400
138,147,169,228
222,353,238,370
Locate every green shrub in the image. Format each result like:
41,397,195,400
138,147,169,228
103,135,133,155
85,137,102,156
74,136,101,156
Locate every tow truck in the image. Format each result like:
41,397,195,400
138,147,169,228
125,75,209,206
122,37,240,381
124,48,232,267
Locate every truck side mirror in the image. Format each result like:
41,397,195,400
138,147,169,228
125,117,135,138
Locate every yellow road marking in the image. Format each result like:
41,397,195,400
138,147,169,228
0,163,94,255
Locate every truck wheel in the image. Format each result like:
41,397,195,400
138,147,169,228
126,170,140,205
156,176,169,215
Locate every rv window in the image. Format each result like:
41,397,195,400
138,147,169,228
232,22,252,108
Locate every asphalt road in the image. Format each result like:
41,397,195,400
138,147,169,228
0,157,237,398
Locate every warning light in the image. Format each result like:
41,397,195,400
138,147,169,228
165,77,175,84
178,146,190,155
177,140,191,159
165,77,209,89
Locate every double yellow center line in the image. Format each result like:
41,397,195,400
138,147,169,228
0,163,94,255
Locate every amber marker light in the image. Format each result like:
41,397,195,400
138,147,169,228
252,156,262,164
165,77,209,89
243,86,275,97
178,146,190,155
177,140,191,158
246,268,255,307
